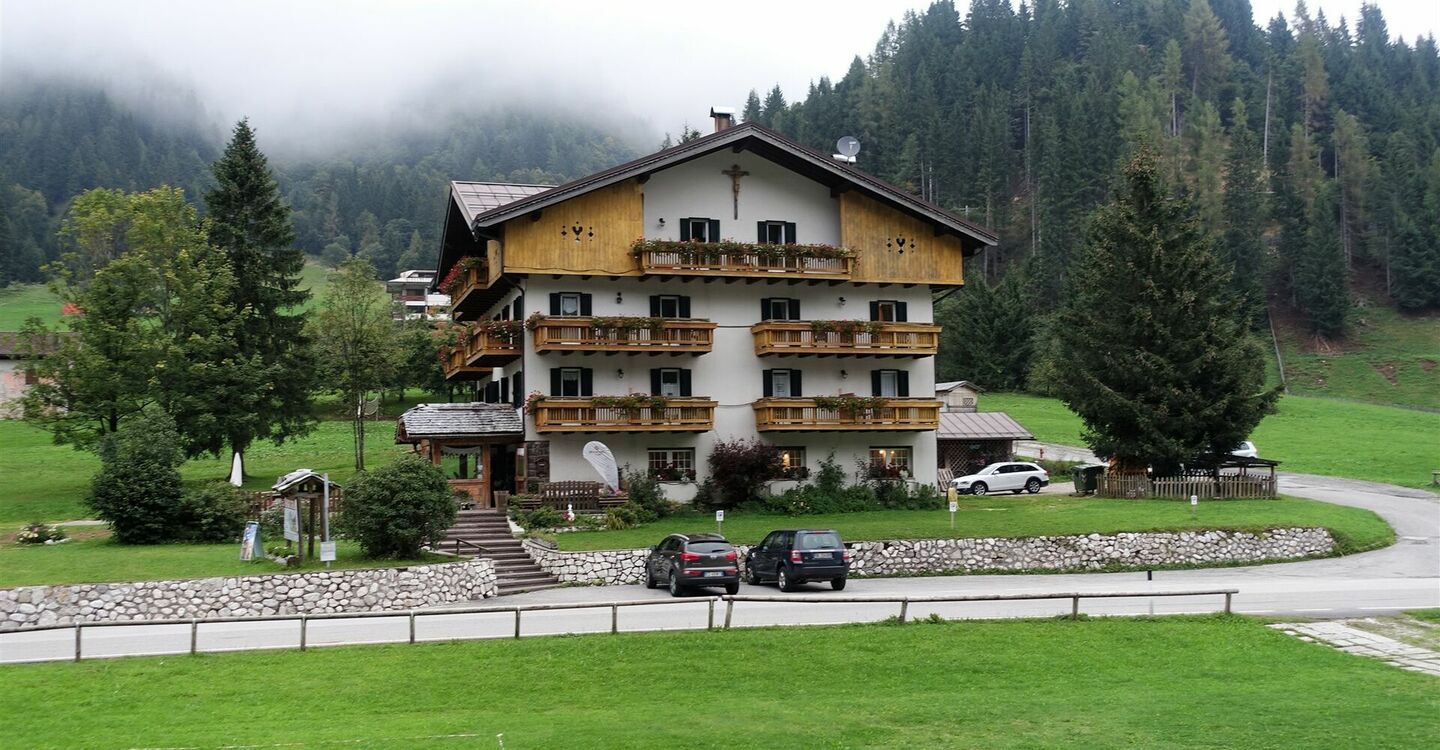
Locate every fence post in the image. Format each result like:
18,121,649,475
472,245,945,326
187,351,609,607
513,608,521,639
300,614,308,651
1071,596,1080,620
73,623,82,662
611,604,619,634
1224,592,1233,614
898,599,909,624
723,598,734,629
190,618,199,655
707,599,715,630
409,610,417,644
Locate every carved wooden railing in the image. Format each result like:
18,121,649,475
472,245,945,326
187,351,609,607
635,248,854,279
752,398,942,431
465,327,522,364
533,397,717,433
752,322,941,357
531,317,716,354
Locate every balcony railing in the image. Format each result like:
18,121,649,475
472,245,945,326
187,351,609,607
531,317,717,354
752,398,942,431
752,321,941,357
464,327,522,366
441,346,488,379
447,264,489,311
635,247,854,279
533,397,717,433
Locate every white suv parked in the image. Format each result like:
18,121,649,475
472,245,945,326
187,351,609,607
951,462,1050,496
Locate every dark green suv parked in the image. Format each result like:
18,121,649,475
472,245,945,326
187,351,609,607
644,533,740,597
745,529,850,591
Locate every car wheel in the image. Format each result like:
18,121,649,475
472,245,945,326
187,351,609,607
644,565,657,589
745,564,761,585
777,566,794,592
1026,478,1041,494
724,582,739,596
831,578,847,591
668,570,683,597
971,482,988,496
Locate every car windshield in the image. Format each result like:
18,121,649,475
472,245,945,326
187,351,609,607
978,463,1005,475
686,542,732,553
796,532,841,550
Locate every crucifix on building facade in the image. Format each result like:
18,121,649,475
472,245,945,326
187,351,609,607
721,163,749,219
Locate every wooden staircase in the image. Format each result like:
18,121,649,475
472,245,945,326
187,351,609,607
438,509,561,595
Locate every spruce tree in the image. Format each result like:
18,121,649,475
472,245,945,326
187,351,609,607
1053,151,1278,475
204,119,315,476
1219,99,1267,324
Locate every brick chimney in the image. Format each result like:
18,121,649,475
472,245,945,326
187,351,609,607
710,106,736,133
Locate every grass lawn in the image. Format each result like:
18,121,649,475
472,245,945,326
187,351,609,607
555,494,1393,553
0,537,446,588
0,282,64,329
1,616,1435,749
0,420,409,525
983,392,1440,490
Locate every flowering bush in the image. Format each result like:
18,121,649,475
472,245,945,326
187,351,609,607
524,390,548,413
630,238,856,262
15,521,67,545
473,318,524,342
649,463,696,482
812,394,888,415
591,393,668,411
590,316,665,337
524,312,548,331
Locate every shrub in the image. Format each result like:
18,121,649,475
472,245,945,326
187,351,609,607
175,483,249,543
337,455,457,558
16,521,67,545
622,467,676,523
604,504,640,530
706,438,782,509
87,412,186,544
519,506,564,530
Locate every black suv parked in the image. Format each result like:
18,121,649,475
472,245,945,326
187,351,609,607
644,533,740,597
745,529,850,591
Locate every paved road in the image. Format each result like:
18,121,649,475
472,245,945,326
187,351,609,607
3,448,1435,664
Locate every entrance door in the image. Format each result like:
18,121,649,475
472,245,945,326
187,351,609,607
489,443,518,508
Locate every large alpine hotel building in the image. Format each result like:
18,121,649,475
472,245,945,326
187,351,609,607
415,113,996,504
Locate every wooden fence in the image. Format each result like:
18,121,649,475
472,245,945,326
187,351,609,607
1097,474,1277,499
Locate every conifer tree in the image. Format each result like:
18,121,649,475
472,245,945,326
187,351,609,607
204,119,316,477
937,267,1035,390
1053,152,1278,475
1219,99,1267,324
741,90,762,123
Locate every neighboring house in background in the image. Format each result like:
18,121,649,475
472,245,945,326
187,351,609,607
0,331,71,417
935,380,981,412
386,269,450,321
421,112,997,506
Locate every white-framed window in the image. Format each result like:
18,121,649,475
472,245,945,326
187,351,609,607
559,368,583,397
657,368,682,397
770,370,792,398
869,447,912,473
767,298,796,321
874,301,898,322
878,370,899,397
559,293,582,317
778,447,807,478
686,218,712,242
657,295,681,318
648,448,696,481
762,221,786,244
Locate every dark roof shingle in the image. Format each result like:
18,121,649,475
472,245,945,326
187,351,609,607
937,411,1034,441
396,402,524,441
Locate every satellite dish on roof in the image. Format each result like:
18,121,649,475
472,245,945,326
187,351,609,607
836,136,861,158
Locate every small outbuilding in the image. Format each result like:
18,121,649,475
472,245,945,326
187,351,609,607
396,403,525,510
936,410,1035,479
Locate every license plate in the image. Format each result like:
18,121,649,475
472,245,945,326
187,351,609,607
812,553,833,559
704,571,723,577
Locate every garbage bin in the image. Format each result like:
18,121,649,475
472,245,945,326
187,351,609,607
1070,464,1106,495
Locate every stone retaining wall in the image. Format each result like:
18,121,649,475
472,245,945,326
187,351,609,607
525,528,1335,585
0,558,497,630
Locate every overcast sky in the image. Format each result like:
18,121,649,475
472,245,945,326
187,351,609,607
3,0,1435,154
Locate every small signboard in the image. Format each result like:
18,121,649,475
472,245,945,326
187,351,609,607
283,502,300,542
948,501,959,513
319,541,337,562
240,521,261,561
715,510,725,523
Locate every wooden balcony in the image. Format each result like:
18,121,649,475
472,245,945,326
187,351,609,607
441,346,489,380
448,264,490,314
752,321,941,357
752,398,942,431
531,317,716,355
463,327,522,367
635,247,854,280
533,397,717,433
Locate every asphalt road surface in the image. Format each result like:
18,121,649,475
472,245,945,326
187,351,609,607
3,450,1435,664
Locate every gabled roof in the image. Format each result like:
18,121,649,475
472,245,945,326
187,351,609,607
450,181,554,225
395,402,524,442
935,380,984,394
272,469,341,493
937,411,1034,441
462,122,997,248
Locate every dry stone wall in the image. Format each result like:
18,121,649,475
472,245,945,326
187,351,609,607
525,528,1335,585
0,559,497,631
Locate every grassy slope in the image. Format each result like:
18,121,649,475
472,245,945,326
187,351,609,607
0,538,446,588
555,495,1391,552
1271,290,1440,410
0,420,409,525
983,392,1440,490
1,617,1436,749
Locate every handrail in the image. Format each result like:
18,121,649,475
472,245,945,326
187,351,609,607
453,539,494,557
7,588,1238,662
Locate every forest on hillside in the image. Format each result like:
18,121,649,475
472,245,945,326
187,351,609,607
747,0,1440,336
0,80,639,285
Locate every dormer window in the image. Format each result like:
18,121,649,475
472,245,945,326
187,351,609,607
757,220,797,244
681,217,720,242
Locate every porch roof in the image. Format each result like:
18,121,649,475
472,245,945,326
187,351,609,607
395,402,524,443
936,411,1033,441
